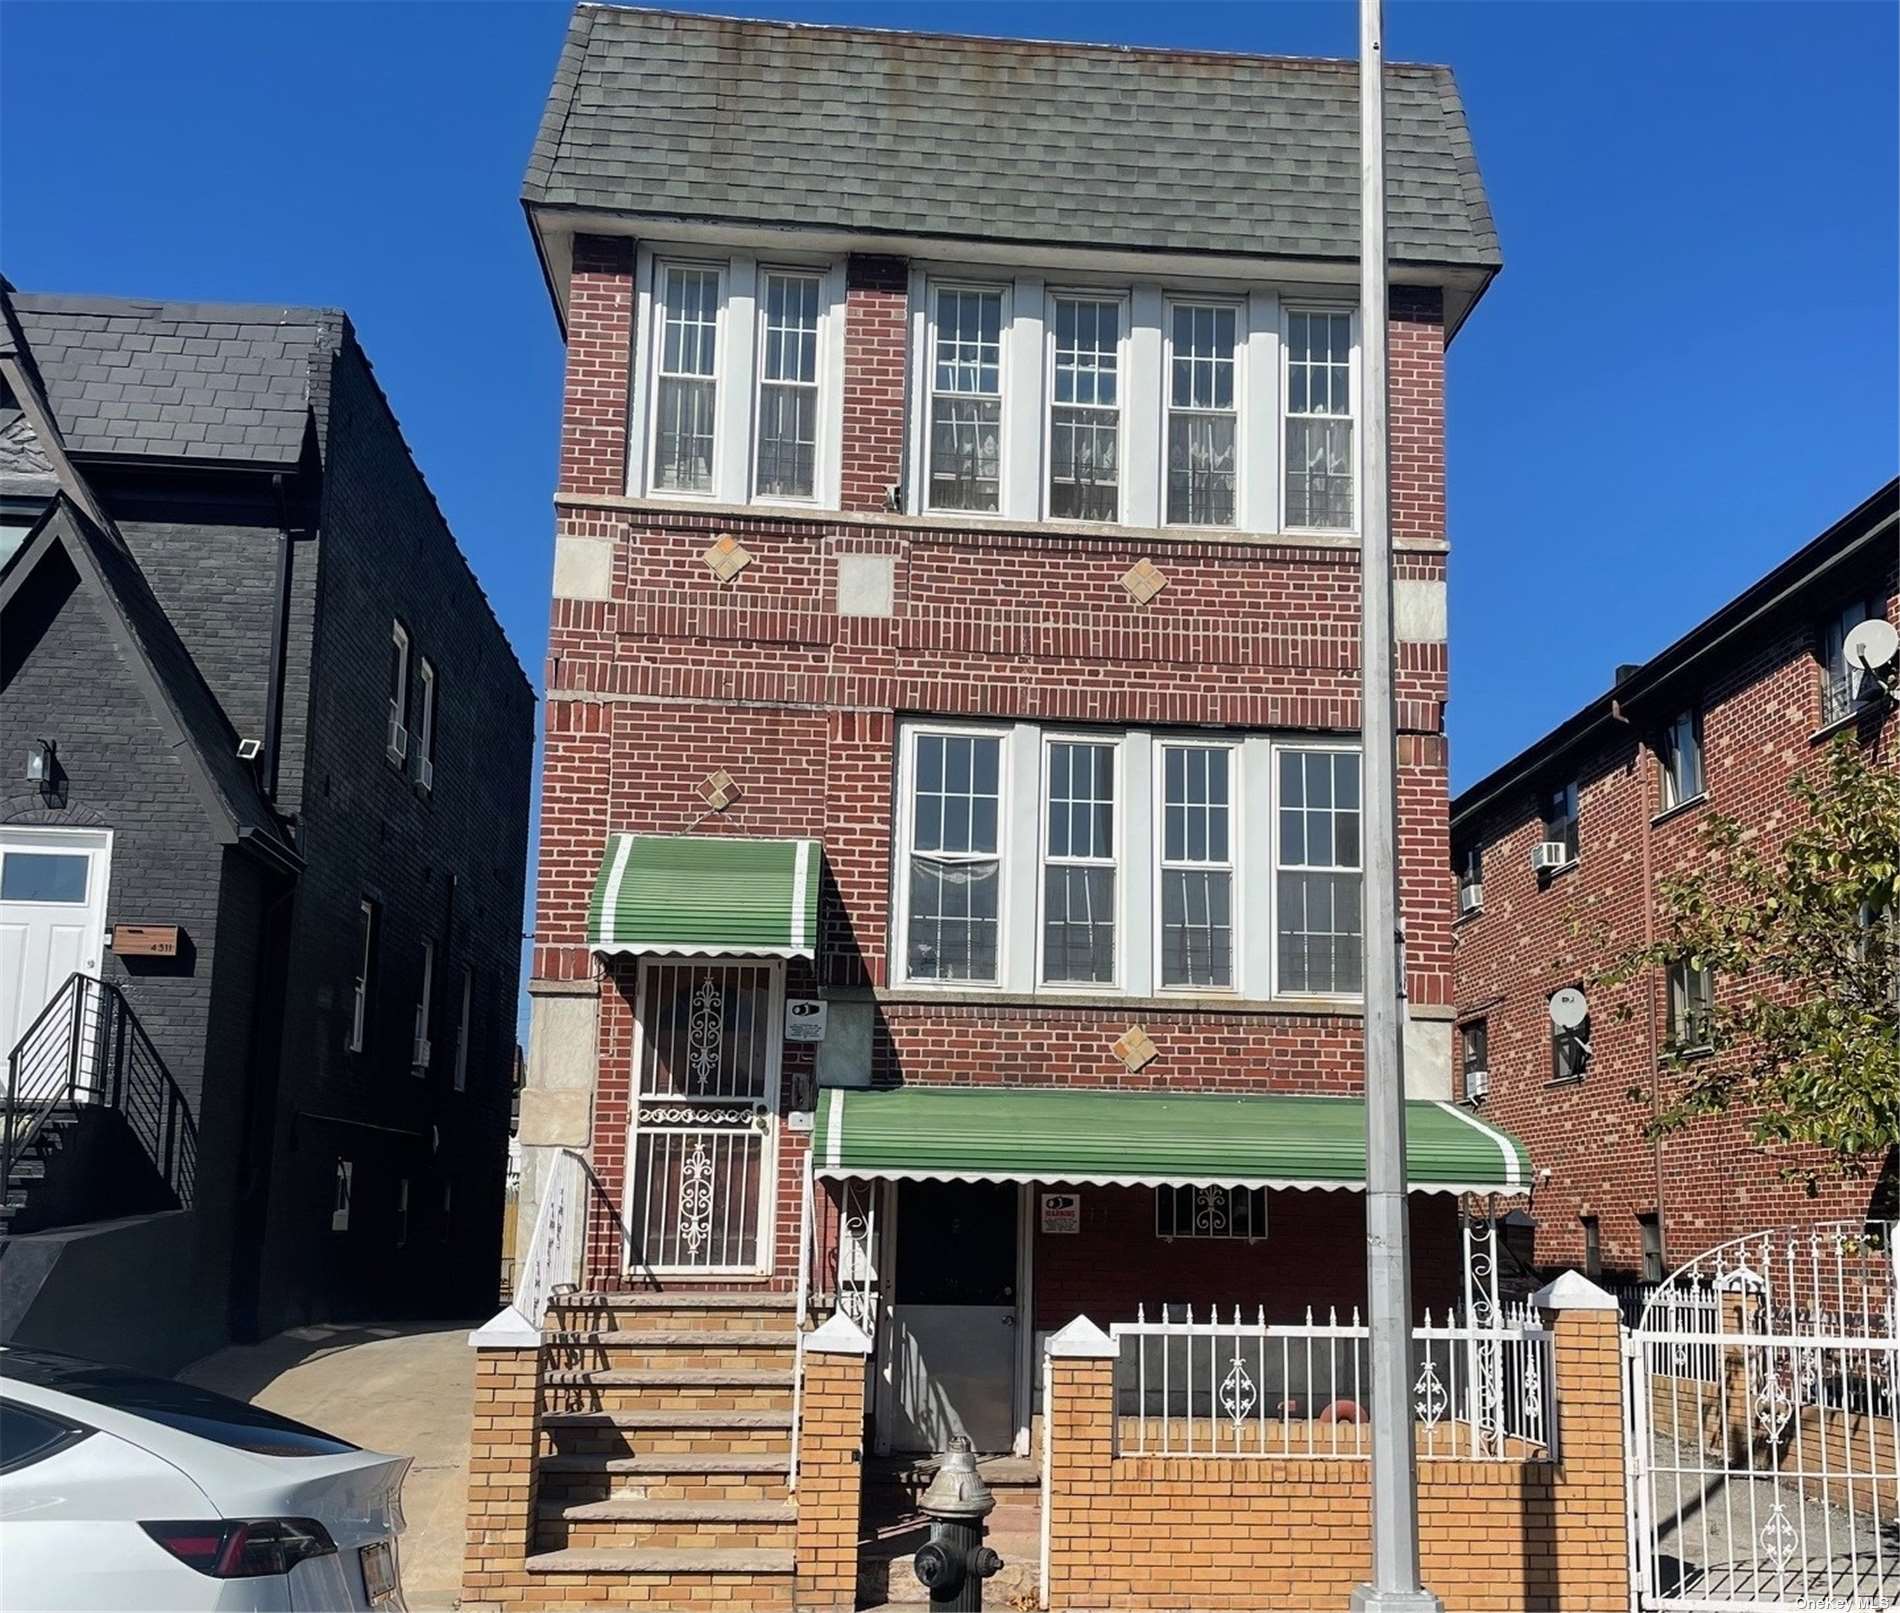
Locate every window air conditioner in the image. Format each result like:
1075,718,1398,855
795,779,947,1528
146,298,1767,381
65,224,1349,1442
1531,841,1570,873
1466,1067,1490,1102
386,702,408,761
1458,881,1484,915
417,755,434,792
413,1037,432,1069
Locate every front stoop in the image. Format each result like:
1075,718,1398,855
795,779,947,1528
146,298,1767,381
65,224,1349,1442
467,1291,803,1610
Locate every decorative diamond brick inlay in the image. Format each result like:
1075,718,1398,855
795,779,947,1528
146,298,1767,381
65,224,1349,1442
703,533,753,583
699,769,738,811
1112,1025,1158,1073
1120,558,1167,605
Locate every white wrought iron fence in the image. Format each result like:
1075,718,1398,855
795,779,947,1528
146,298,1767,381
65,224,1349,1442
1110,1300,1554,1461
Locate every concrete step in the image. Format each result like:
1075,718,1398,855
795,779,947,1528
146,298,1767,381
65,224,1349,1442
535,1496,797,1553
540,1406,792,1463
524,1545,794,1575
549,1292,798,1334
538,1452,787,1478
542,1367,793,1416
542,1408,791,1431
544,1367,794,1388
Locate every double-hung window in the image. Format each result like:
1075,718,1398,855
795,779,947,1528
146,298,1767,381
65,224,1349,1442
1048,296,1121,521
1158,744,1235,989
927,287,1004,513
1658,709,1703,811
454,964,473,1092
755,271,821,499
1041,740,1118,985
1165,302,1238,526
1551,992,1590,1081
413,939,435,1073
904,731,1003,982
1460,1019,1489,1089
1821,600,1885,724
385,622,410,764
653,263,721,493
416,658,437,792
349,900,377,1054
1275,749,1364,996
1283,308,1355,530
1543,782,1580,864
1666,960,1714,1052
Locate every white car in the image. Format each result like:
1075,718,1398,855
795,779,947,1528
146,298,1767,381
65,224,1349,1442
0,1347,409,1611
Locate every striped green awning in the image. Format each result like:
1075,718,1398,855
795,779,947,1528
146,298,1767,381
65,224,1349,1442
813,1086,1529,1196
587,834,821,958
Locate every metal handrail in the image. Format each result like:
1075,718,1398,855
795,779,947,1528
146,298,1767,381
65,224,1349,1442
2,973,199,1218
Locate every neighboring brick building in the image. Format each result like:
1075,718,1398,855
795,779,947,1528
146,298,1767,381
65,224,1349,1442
0,286,533,1368
1450,479,1898,1286
498,7,1518,1600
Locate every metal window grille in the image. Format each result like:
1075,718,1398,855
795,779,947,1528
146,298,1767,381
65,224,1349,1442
1159,744,1234,988
1165,303,1237,526
1284,309,1354,530
1049,297,1120,521
905,732,1004,982
755,271,820,498
1154,1184,1265,1241
654,265,719,492
1275,749,1364,995
927,288,1002,512
629,962,777,1274
1042,740,1117,984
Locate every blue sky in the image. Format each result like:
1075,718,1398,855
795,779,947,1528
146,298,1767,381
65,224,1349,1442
4,2,1895,1033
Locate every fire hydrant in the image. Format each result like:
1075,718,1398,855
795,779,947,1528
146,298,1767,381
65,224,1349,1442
911,1435,1004,1610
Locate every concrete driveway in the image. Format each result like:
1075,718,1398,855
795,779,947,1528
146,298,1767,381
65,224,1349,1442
181,1322,475,1611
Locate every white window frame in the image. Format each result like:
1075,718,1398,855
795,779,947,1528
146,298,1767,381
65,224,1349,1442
386,622,409,766
1042,289,1128,525
349,899,375,1053
413,938,434,1074
892,721,1012,990
918,279,1012,518
415,658,436,793
1658,708,1703,811
751,264,832,507
645,257,728,501
1279,303,1361,536
1036,733,1125,992
1152,737,1242,996
1542,781,1581,865
454,964,473,1092
1665,959,1714,1053
1821,599,1885,724
1268,740,1366,1003
1161,294,1246,531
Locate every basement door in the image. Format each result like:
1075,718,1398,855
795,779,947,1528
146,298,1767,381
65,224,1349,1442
885,1179,1021,1454
0,829,111,1078
625,959,782,1277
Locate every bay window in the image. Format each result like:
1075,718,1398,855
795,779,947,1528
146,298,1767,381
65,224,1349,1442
1283,307,1355,530
1164,301,1238,527
1048,296,1121,521
894,724,1365,1002
1159,743,1235,989
652,263,721,493
755,270,821,499
927,286,1004,513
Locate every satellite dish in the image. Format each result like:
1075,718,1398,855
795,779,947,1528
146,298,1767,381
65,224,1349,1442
1845,616,1898,674
1549,987,1589,1031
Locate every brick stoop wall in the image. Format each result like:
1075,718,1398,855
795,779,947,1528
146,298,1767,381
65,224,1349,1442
1044,1298,1628,1612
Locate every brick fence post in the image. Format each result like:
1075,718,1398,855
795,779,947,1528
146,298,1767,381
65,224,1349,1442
796,1312,872,1610
1532,1271,1631,1611
1043,1316,1119,1613
460,1313,546,1612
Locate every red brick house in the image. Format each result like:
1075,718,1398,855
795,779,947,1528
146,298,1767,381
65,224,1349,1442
1450,480,1898,1289
488,7,1532,1600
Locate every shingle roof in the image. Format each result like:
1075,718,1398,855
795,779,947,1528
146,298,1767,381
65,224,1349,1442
524,6,1500,271
7,293,339,465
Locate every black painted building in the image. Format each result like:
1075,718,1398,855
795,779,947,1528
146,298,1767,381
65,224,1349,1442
0,287,533,1368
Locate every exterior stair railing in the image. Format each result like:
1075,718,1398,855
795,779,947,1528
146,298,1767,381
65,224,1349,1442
1,972,199,1218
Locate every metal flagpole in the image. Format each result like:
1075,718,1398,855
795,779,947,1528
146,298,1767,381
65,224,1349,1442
1351,1,1440,1609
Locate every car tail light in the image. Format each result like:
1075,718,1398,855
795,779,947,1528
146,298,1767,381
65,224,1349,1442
142,1518,337,1578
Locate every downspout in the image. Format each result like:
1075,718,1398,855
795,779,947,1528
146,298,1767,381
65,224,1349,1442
1618,690,1666,1271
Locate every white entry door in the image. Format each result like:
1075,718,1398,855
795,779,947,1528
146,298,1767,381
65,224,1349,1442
0,829,111,1078
626,959,782,1276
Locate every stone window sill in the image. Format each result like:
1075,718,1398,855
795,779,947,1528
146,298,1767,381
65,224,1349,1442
1651,792,1708,829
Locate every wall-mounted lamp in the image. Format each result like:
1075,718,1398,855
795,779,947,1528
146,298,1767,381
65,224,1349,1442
26,738,57,793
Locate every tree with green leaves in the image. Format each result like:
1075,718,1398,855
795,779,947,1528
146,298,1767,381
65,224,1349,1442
1601,736,1900,1178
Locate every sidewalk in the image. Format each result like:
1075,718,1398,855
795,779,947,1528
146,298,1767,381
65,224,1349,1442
181,1321,475,1611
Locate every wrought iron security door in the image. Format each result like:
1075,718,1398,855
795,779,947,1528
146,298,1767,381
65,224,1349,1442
628,960,781,1275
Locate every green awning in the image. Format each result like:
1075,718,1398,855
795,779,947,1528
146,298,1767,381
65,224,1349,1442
587,834,821,958
813,1086,1529,1196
